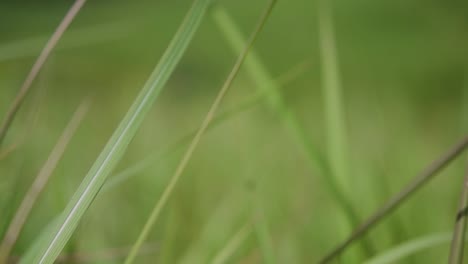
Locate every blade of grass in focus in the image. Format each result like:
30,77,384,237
26,0,212,262
0,0,88,148
124,1,277,263
212,4,370,258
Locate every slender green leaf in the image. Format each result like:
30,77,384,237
25,0,212,263
364,233,451,264
212,4,368,260
317,0,350,192
0,100,89,262
211,221,252,264
0,0,87,147
0,21,132,62
124,1,277,263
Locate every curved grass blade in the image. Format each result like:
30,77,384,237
123,1,277,263
27,0,212,263
363,233,451,264
0,0,87,147
0,21,133,62
103,60,308,192
317,0,350,193
212,3,358,225
320,136,468,263
19,61,306,262
211,221,253,264
212,3,371,258
0,100,89,262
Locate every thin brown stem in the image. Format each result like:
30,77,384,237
0,100,90,262
320,136,468,263
448,160,468,264
0,0,87,147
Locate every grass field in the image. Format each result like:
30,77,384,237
0,0,467,263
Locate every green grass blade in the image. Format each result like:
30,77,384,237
124,2,277,263
27,0,212,263
0,21,133,62
211,4,357,220
363,233,451,264
448,164,468,263
212,4,369,259
317,0,350,193
0,0,87,148
211,221,252,264
253,210,276,264
0,100,89,262
319,136,468,263
103,60,308,192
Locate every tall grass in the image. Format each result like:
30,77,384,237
448,164,468,264
212,3,371,260
0,0,87,147
0,100,89,262
363,233,452,264
24,0,212,262
317,0,350,194
320,136,468,263
123,1,277,263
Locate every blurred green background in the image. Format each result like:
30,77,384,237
0,0,467,263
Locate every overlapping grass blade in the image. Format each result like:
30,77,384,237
0,21,133,62
211,221,252,264
320,136,468,263
363,233,451,264
448,165,468,263
0,100,89,262
103,60,308,192
0,0,87,147
19,63,304,261
124,1,277,263
26,0,212,262
317,0,350,192
212,3,358,223
212,4,367,260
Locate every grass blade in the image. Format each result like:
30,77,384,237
363,233,451,264
102,60,308,192
253,210,276,264
320,136,468,263
123,2,277,263
0,21,133,62
0,0,87,147
27,0,212,262
0,100,89,262
211,221,252,264
212,2,358,223
317,0,349,192
448,162,468,263
212,3,372,259
17,61,305,261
